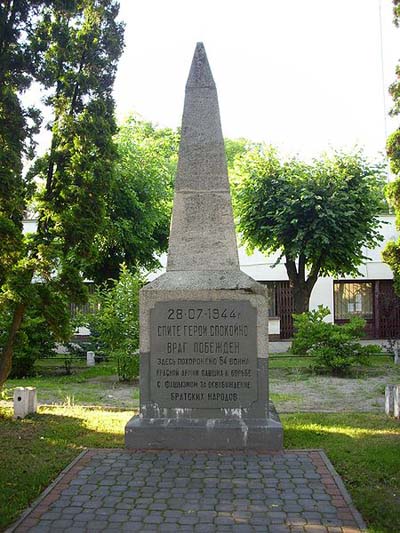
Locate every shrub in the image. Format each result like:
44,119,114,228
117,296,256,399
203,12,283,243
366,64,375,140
83,264,142,381
291,306,333,355
292,306,380,375
113,348,140,382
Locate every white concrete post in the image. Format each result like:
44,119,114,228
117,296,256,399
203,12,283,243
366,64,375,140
27,387,37,413
385,385,393,416
86,351,95,366
13,387,37,418
394,385,400,419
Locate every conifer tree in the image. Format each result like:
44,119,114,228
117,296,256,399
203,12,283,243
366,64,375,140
0,0,124,386
382,0,400,291
0,1,41,289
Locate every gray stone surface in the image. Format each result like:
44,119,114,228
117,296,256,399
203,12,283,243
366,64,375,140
10,449,366,532
125,42,282,450
149,300,258,408
167,43,238,272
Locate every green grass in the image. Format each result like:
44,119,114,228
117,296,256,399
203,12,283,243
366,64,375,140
1,362,140,407
34,359,116,377
0,408,398,532
269,355,312,368
283,413,400,533
269,353,394,369
0,405,132,530
270,392,304,404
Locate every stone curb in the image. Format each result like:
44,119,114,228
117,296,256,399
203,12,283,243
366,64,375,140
5,449,90,533
318,450,367,531
7,447,367,532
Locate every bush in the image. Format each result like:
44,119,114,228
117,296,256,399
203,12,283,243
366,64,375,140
292,306,380,375
113,348,140,382
83,264,142,381
291,306,333,355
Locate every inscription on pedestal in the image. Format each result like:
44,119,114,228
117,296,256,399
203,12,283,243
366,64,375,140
150,300,257,408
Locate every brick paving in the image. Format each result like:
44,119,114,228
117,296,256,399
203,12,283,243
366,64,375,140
9,449,365,532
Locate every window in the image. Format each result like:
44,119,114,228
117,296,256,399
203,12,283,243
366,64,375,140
334,282,373,320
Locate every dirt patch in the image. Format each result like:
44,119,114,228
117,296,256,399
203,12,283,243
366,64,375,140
2,365,399,413
270,366,400,412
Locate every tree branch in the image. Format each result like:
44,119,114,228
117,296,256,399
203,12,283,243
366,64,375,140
298,253,306,284
306,254,324,292
285,256,298,284
69,46,86,116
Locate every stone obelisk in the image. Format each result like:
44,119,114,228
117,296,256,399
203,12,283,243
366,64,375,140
125,43,283,450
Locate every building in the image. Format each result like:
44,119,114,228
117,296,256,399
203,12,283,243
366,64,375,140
148,214,400,340
23,214,400,340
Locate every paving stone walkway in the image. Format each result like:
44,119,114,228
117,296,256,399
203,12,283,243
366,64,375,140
9,449,366,532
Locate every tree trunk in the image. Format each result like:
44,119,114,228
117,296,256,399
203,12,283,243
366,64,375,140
285,257,312,315
292,284,311,315
0,302,26,387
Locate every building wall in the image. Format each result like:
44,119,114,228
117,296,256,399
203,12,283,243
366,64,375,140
23,215,399,336
147,215,399,336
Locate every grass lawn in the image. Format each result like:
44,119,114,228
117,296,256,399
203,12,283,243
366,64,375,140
0,406,399,532
268,353,394,369
0,362,140,408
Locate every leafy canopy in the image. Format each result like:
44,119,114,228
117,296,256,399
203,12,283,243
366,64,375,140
87,115,179,284
235,146,385,278
0,1,42,289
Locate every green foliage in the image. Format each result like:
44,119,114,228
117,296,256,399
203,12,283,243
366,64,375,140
234,146,385,312
383,1,400,292
84,265,142,381
389,1,400,115
0,299,58,379
225,138,253,171
29,0,125,293
382,240,400,294
235,147,385,274
0,1,42,288
292,306,380,375
0,0,124,386
291,305,333,355
87,115,179,283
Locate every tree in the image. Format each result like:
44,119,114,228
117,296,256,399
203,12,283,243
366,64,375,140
0,0,42,292
86,115,179,284
382,0,400,293
0,0,45,385
225,138,253,169
0,0,124,387
234,147,385,314
83,264,142,380
87,123,248,284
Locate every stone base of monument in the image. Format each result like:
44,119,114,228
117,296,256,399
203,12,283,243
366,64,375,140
125,402,283,451
125,272,283,452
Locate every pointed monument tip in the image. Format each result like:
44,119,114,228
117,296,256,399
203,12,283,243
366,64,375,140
186,42,216,89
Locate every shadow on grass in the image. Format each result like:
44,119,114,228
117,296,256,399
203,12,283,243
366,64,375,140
282,413,400,533
0,406,133,530
1,409,399,532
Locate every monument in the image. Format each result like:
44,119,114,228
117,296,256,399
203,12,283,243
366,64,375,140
125,43,283,450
